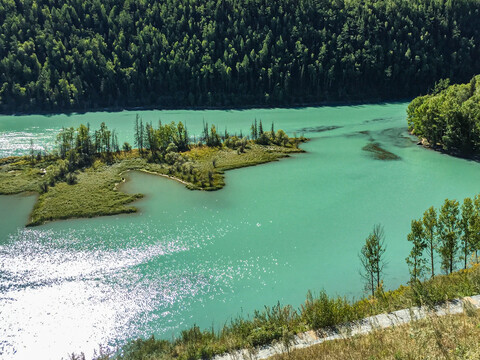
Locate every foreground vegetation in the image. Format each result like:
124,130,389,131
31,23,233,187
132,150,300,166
70,265,480,360
407,74,480,156
2,0,480,112
269,306,480,360
0,119,306,225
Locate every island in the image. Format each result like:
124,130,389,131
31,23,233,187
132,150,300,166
0,118,306,226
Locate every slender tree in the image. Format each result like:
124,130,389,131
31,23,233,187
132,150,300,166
406,219,427,281
438,199,460,274
360,224,386,296
134,114,140,151
139,118,145,154
423,206,438,278
472,195,480,262
460,197,475,269
29,139,35,164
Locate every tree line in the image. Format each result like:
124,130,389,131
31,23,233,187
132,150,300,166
406,197,480,281
33,115,297,191
1,0,480,113
407,74,480,156
359,195,480,296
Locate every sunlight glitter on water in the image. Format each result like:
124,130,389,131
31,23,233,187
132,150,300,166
0,129,57,158
0,218,271,359
7,104,479,360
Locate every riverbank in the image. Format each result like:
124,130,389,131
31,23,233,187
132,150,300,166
0,98,412,117
84,264,480,360
0,140,306,226
414,135,480,162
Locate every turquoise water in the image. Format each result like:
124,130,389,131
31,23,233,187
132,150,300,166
1,104,480,359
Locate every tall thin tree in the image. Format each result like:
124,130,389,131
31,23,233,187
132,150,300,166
406,219,427,281
360,224,386,296
460,197,475,269
438,199,460,274
423,206,438,278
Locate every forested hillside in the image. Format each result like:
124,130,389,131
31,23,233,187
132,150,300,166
1,0,480,112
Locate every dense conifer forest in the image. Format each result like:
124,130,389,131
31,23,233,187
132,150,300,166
1,0,480,113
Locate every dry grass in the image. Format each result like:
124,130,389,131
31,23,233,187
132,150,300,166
269,307,480,360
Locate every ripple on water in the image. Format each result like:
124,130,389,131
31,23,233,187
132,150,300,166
0,129,58,158
0,217,278,359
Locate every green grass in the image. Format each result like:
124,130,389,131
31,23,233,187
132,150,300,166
0,139,306,226
28,161,143,226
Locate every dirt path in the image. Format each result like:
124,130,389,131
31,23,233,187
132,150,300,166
215,295,480,360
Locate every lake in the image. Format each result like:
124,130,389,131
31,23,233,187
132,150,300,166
1,103,479,359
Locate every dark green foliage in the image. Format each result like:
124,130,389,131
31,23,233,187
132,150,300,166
1,0,480,113
408,74,480,155
39,181,48,193
122,142,132,152
66,172,77,185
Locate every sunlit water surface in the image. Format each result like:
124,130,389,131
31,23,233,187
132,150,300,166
2,104,480,359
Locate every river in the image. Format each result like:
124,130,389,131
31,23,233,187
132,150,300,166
1,103,479,359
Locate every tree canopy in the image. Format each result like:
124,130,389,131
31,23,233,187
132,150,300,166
407,74,480,155
1,0,480,113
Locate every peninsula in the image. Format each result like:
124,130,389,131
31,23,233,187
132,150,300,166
0,118,306,226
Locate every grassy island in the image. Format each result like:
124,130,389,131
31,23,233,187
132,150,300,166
0,119,306,226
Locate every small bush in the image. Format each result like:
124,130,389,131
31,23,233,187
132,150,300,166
66,172,77,185
39,181,48,193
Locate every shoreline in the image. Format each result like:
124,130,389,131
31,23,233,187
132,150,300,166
413,134,480,162
0,98,413,117
2,140,307,227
